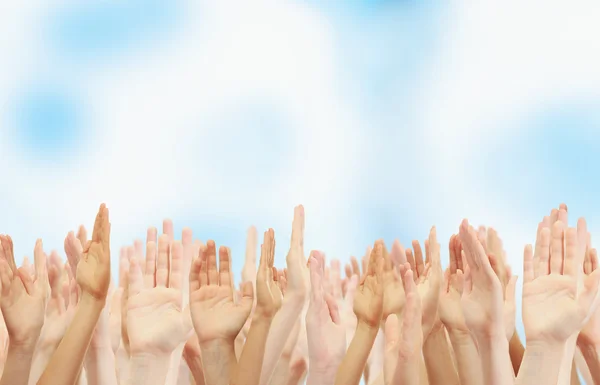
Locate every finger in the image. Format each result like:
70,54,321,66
128,256,144,297
309,251,324,302
169,241,183,290
391,240,407,266
505,275,518,304
412,240,425,277
189,257,202,293
144,241,157,288
550,208,559,226
219,246,232,288
478,226,487,250
458,220,480,271
156,235,170,287
0,260,12,297
558,208,568,226
116,248,127,289
402,268,416,296
199,245,209,287
591,249,599,272
182,227,193,275
449,235,458,273
34,239,47,282
463,264,473,294
324,292,341,324
351,257,360,276
380,240,391,271
550,221,565,274
428,227,440,266
291,205,305,252
0,236,17,273
18,266,35,295
523,245,534,284
564,228,579,278
205,240,218,285
163,219,174,242
77,225,88,248
406,248,416,273
345,264,352,279
147,227,158,248
537,228,551,277
266,229,276,269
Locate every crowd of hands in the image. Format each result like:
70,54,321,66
1,203,600,385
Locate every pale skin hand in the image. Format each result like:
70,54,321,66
189,240,253,385
261,205,308,385
0,237,49,385
383,267,422,385
335,242,384,385
306,250,346,385
242,226,258,287
128,236,192,355
438,235,483,385
407,228,442,340
233,229,283,385
38,203,112,385
459,219,512,385
381,241,406,325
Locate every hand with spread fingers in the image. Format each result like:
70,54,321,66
0,237,49,349
127,236,192,356
306,250,346,385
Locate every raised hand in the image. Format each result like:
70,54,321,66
438,235,467,333
579,239,600,345
284,205,308,300
189,240,253,344
353,242,384,329
127,236,192,355
255,229,283,319
242,226,258,286
384,266,422,385
459,219,515,385
76,205,111,302
306,251,346,385
522,219,600,343
409,227,442,339
0,237,49,348
381,241,406,324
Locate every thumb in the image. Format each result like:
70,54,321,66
505,275,518,304
582,269,600,314
18,267,34,295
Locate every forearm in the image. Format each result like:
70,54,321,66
558,336,578,385
165,345,185,385
270,356,291,385
116,345,130,385
475,333,513,385
38,296,104,385
84,347,118,385
335,323,378,385
509,332,525,375
260,294,305,385
28,346,55,385
200,339,237,385
423,328,459,385
1,343,35,385
234,316,273,385
577,342,600,384
516,341,565,385
448,330,484,385
128,353,171,385
183,351,206,385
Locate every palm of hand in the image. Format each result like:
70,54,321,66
418,278,440,336
306,305,346,371
190,285,251,342
128,287,191,354
77,245,110,300
0,280,46,345
353,276,383,327
439,281,467,332
382,272,405,321
256,279,283,318
523,276,586,342
461,283,503,336
39,306,68,350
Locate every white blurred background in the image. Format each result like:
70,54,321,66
1,1,600,375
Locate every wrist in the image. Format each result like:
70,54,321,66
356,320,380,337
7,340,36,357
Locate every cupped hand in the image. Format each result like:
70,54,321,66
0,236,49,348
127,236,192,355
189,240,254,344
353,241,384,329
